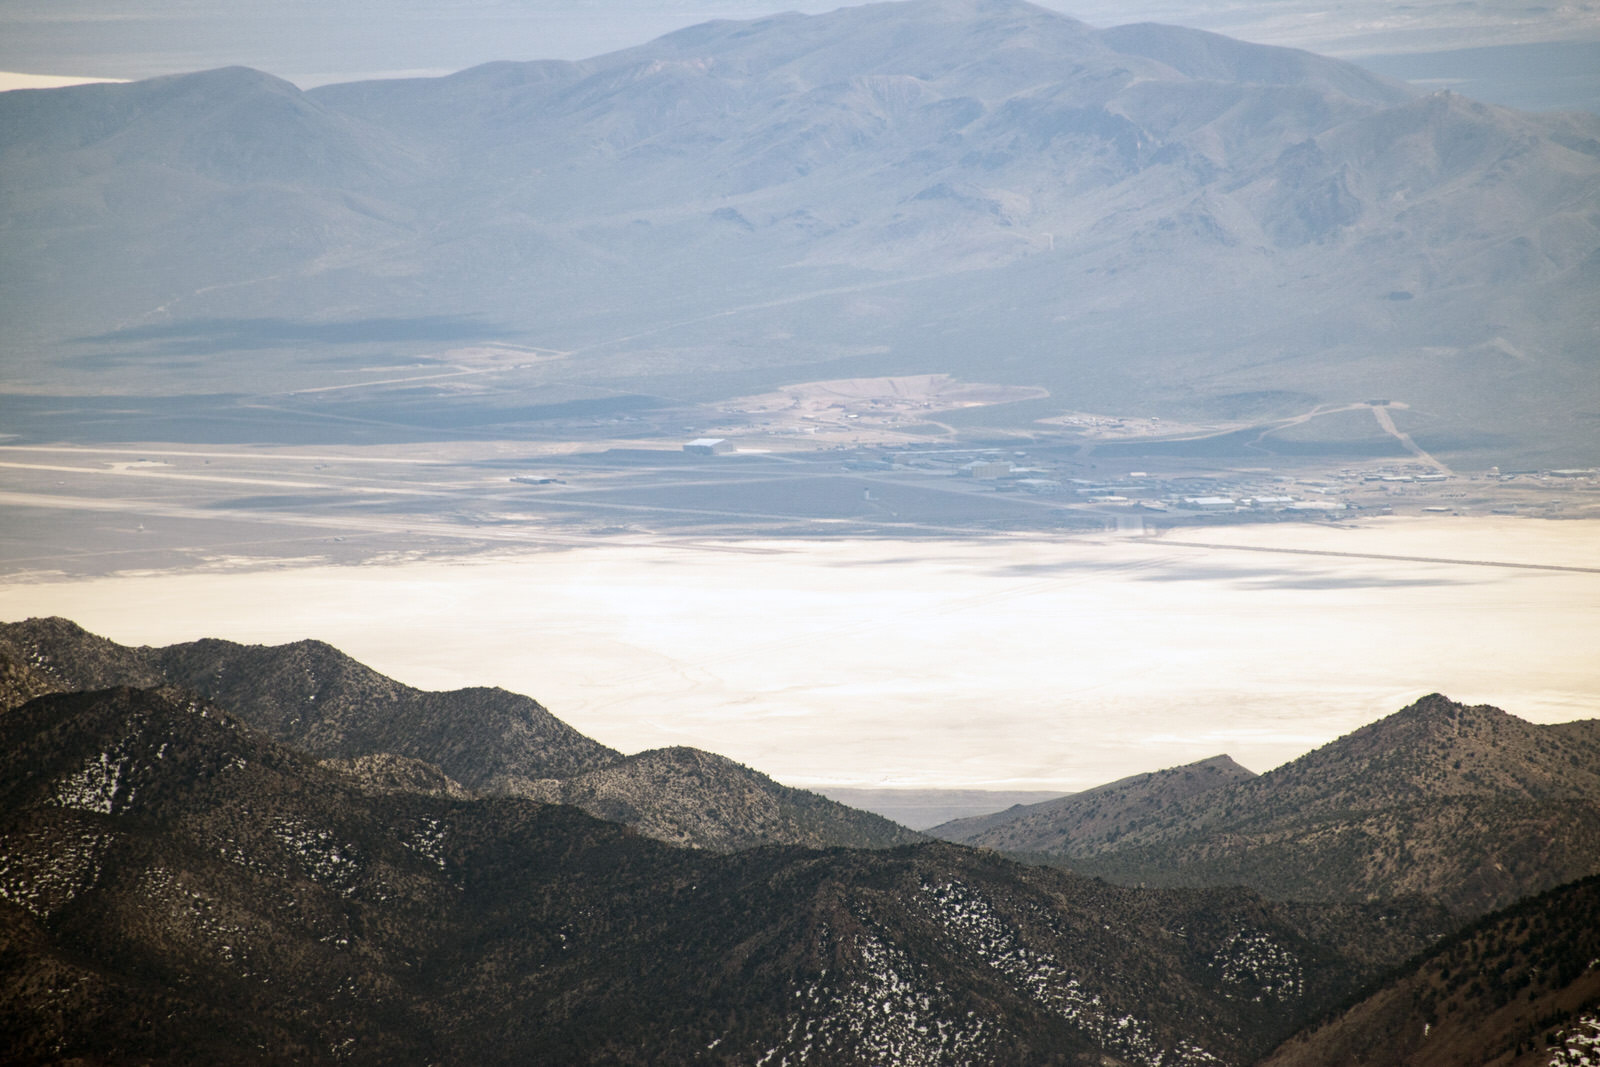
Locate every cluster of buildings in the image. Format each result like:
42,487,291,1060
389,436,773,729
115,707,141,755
877,449,1366,515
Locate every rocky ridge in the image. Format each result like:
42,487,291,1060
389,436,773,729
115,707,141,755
518,745,921,851
0,617,919,852
931,753,1256,850
942,694,1600,915
0,684,1447,1065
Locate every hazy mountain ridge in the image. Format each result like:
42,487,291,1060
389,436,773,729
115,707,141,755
3,0,1597,457
943,694,1600,915
0,684,1450,1065
0,617,916,852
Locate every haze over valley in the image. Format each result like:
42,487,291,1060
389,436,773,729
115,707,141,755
2,2,1599,1061
2,0,1596,793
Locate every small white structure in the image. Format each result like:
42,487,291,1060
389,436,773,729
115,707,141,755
960,460,1012,480
684,438,733,455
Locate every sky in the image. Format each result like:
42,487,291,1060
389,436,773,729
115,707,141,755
0,0,1596,93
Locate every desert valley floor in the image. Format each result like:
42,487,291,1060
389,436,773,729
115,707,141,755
3,515,1594,792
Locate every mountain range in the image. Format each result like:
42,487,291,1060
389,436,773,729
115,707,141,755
0,683,1449,1065
933,752,1255,844
2,616,1598,1061
7,617,1598,914
933,694,1600,915
3,0,1597,461
0,617,922,852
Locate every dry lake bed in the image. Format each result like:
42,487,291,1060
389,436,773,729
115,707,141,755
2,516,1595,791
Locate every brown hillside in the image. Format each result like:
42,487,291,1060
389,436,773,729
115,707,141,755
525,746,924,852
1262,875,1600,1067
941,695,1600,916
931,753,1256,852
0,617,919,853
0,684,1449,1065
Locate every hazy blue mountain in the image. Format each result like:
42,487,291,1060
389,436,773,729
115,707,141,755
3,0,1597,460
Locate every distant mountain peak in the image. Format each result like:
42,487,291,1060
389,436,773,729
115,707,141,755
1388,692,1514,731
143,65,303,97
4,0,1595,459
1320,692,1525,758
540,742,925,851
1192,753,1256,774
1396,691,1483,717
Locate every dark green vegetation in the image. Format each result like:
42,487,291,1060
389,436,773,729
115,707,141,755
2,0,1597,465
0,685,1441,1065
932,695,1600,916
0,617,921,852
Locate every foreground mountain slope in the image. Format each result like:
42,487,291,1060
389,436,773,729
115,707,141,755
0,617,916,851
0,685,1449,1065
0,643,64,711
957,694,1600,915
2,0,1596,459
1262,875,1600,1067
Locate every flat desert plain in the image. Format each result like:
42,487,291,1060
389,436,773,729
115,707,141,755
2,516,1594,790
